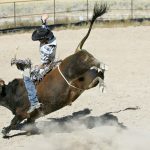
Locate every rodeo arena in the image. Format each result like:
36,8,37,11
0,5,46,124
0,0,150,149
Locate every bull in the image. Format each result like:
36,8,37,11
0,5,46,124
0,3,108,136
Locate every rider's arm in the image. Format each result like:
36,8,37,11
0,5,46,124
41,14,49,29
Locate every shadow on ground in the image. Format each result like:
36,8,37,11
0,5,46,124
40,108,126,133
3,108,129,139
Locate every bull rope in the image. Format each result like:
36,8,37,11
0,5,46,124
57,65,84,91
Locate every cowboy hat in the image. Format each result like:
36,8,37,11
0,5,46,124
32,27,54,41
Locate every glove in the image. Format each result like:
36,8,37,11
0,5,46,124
41,14,49,25
16,62,26,71
11,58,31,71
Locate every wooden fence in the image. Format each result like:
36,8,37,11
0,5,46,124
0,0,150,29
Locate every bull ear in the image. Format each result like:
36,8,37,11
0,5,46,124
75,3,108,53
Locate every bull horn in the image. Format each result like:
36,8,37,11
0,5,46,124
75,3,108,53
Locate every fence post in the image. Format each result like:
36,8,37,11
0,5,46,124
54,0,55,24
131,0,133,19
87,0,89,21
14,2,16,27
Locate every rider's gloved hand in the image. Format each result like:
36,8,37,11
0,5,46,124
41,14,49,25
11,58,31,71
16,63,26,71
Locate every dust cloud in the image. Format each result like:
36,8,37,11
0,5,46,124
20,109,150,150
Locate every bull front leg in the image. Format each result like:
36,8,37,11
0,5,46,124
1,115,23,137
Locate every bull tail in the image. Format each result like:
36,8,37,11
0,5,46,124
75,3,108,53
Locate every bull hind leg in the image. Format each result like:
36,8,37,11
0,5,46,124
18,111,42,136
1,115,24,137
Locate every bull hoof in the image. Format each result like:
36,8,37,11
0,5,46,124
1,127,9,137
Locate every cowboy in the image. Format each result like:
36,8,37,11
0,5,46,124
12,14,57,113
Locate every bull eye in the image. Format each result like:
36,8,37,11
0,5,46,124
78,77,84,81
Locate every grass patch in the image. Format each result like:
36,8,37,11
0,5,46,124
59,19,150,30
94,19,150,28
0,19,150,36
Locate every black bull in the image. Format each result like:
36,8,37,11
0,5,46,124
0,3,108,136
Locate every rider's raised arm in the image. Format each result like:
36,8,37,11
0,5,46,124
41,14,49,29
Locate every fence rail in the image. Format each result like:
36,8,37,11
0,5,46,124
0,0,150,30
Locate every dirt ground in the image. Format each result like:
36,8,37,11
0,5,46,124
0,26,150,150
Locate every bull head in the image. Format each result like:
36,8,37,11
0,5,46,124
60,49,108,92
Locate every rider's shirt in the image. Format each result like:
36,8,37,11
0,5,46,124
40,37,57,64
40,25,57,64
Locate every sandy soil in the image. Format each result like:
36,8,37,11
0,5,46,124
0,26,150,150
